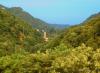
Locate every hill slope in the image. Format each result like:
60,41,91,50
45,12,100,49
8,7,49,30
0,5,60,34
0,7,44,56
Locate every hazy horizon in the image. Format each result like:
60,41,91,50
0,0,100,25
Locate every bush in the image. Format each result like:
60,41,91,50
0,45,100,73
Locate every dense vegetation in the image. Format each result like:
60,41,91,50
44,13,100,50
0,7,44,56
0,4,63,36
8,7,50,30
8,7,63,35
0,44,100,73
0,4,100,73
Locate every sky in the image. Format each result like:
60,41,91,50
0,0,100,25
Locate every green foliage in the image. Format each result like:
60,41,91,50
0,4,100,73
0,45,100,73
8,7,60,36
0,7,44,56
45,12,100,49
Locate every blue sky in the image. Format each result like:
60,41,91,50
0,0,100,25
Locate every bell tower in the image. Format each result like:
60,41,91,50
42,30,48,42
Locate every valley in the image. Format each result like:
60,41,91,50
0,4,100,73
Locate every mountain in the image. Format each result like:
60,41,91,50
50,24,70,29
0,7,44,56
0,4,100,73
0,4,71,38
8,7,49,30
45,12,100,49
0,5,8,9
0,5,59,34
8,7,61,34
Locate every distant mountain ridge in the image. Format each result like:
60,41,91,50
7,7,48,32
0,7,44,55
0,4,70,36
8,7,70,31
8,7,49,30
45,12,100,49
50,24,70,29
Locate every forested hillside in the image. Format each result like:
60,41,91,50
0,7,44,56
0,4,62,36
8,7,49,30
44,12,100,50
8,7,62,35
0,4,100,73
